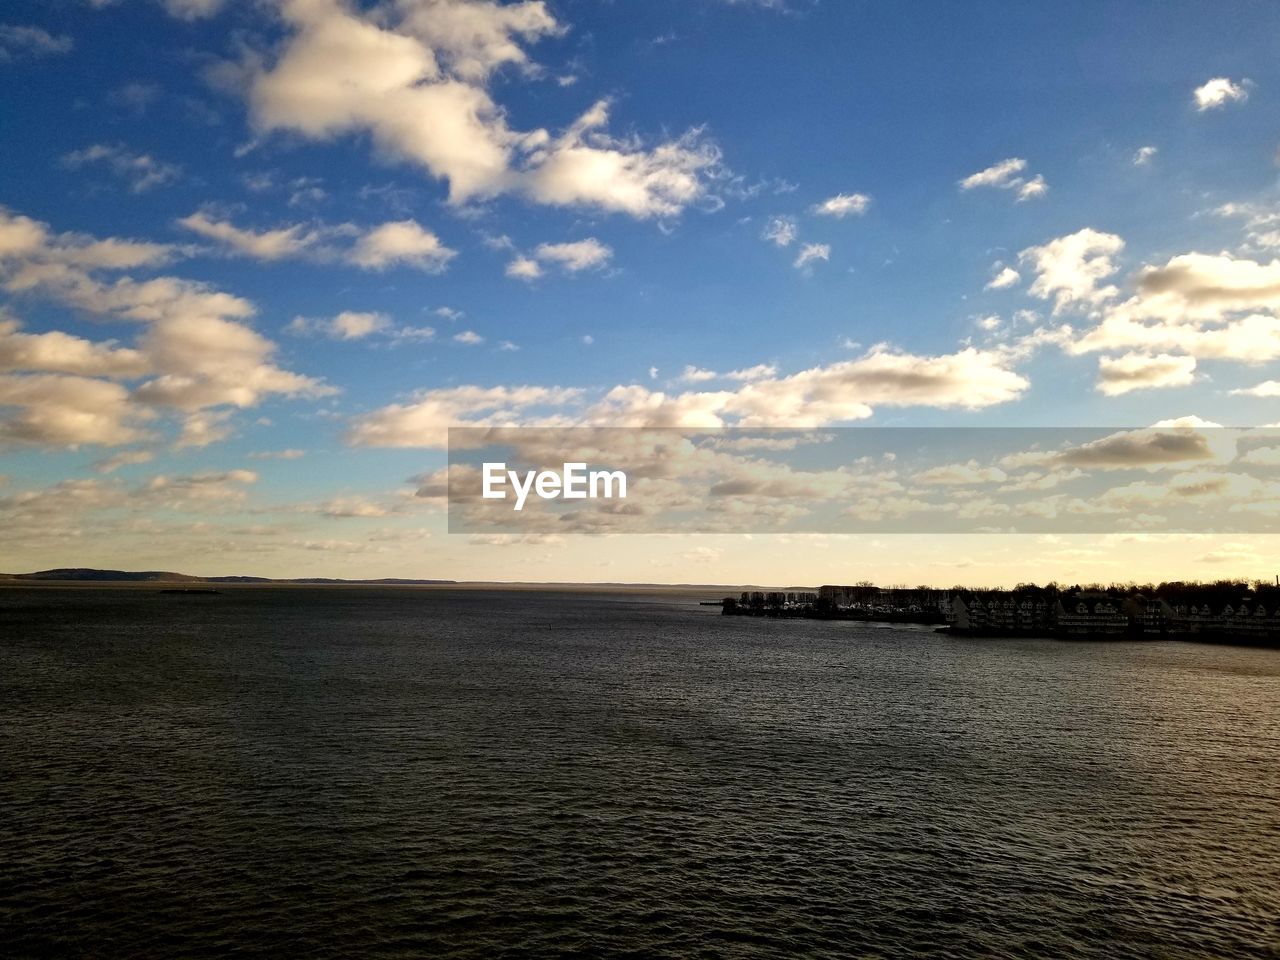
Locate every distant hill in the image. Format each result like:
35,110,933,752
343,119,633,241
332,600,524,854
0,568,456,585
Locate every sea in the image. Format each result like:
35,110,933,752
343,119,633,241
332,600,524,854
1,586,1278,959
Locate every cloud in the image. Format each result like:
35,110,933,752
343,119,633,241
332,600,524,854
1017,428,1226,471
986,265,1020,290
174,410,235,448
1020,228,1125,313
762,216,798,247
391,0,563,82
246,0,718,217
453,330,484,345
1133,145,1158,166
61,144,182,193
289,311,390,340
1130,253,1280,318
178,211,456,272
959,157,1023,189
349,220,456,271
506,239,611,279
160,0,227,20
131,314,333,412
319,495,400,518
680,363,777,383
958,157,1047,201
1064,249,1280,362
532,238,612,272
145,469,258,505
247,448,306,460
1239,444,1280,466
330,311,388,340
1211,201,1280,254
1016,175,1047,202
178,210,322,261
505,255,542,280
390,324,437,343
178,210,321,261
793,243,829,270
0,24,73,62
0,205,333,444
0,374,150,447
1096,352,1196,396
92,449,155,473
1193,77,1250,111
347,384,582,447
349,345,1027,448
0,317,149,377
914,460,1008,486
1231,380,1280,398
520,99,720,217
812,193,871,218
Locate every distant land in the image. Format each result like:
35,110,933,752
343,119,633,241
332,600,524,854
0,568,460,585
0,568,803,591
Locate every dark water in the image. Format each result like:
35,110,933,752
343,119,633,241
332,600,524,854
2,587,1279,959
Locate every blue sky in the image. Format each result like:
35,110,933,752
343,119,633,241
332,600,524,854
3,0,1280,582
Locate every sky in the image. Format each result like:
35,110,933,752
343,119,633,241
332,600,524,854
3,0,1280,585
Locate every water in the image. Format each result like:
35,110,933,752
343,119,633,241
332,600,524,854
2,586,1278,958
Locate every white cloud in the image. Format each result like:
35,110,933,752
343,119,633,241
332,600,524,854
0,206,333,445
532,238,612,272
812,193,871,218
761,216,798,247
793,243,829,270
1020,228,1125,313
914,460,1008,486
1133,145,1158,166
247,448,306,460
392,0,563,82
178,210,320,261
506,238,612,279
505,255,543,280
1193,77,1250,111
0,318,148,377
62,144,181,193
347,384,582,447
390,325,437,343
331,311,389,340
959,157,1047,201
0,24,73,61
986,265,1020,290
1239,444,1280,466
453,330,484,345
959,157,1025,190
680,363,777,383
1096,353,1196,396
521,99,720,217
348,345,1027,448
174,410,235,449
246,1,718,217
1231,380,1280,398
152,0,227,19
349,220,456,271
92,449,155,473
1016,175,1047,202
1069,251,1280,362
0,374,149,447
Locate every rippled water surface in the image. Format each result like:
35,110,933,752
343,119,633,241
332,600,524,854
2,586,1279,958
